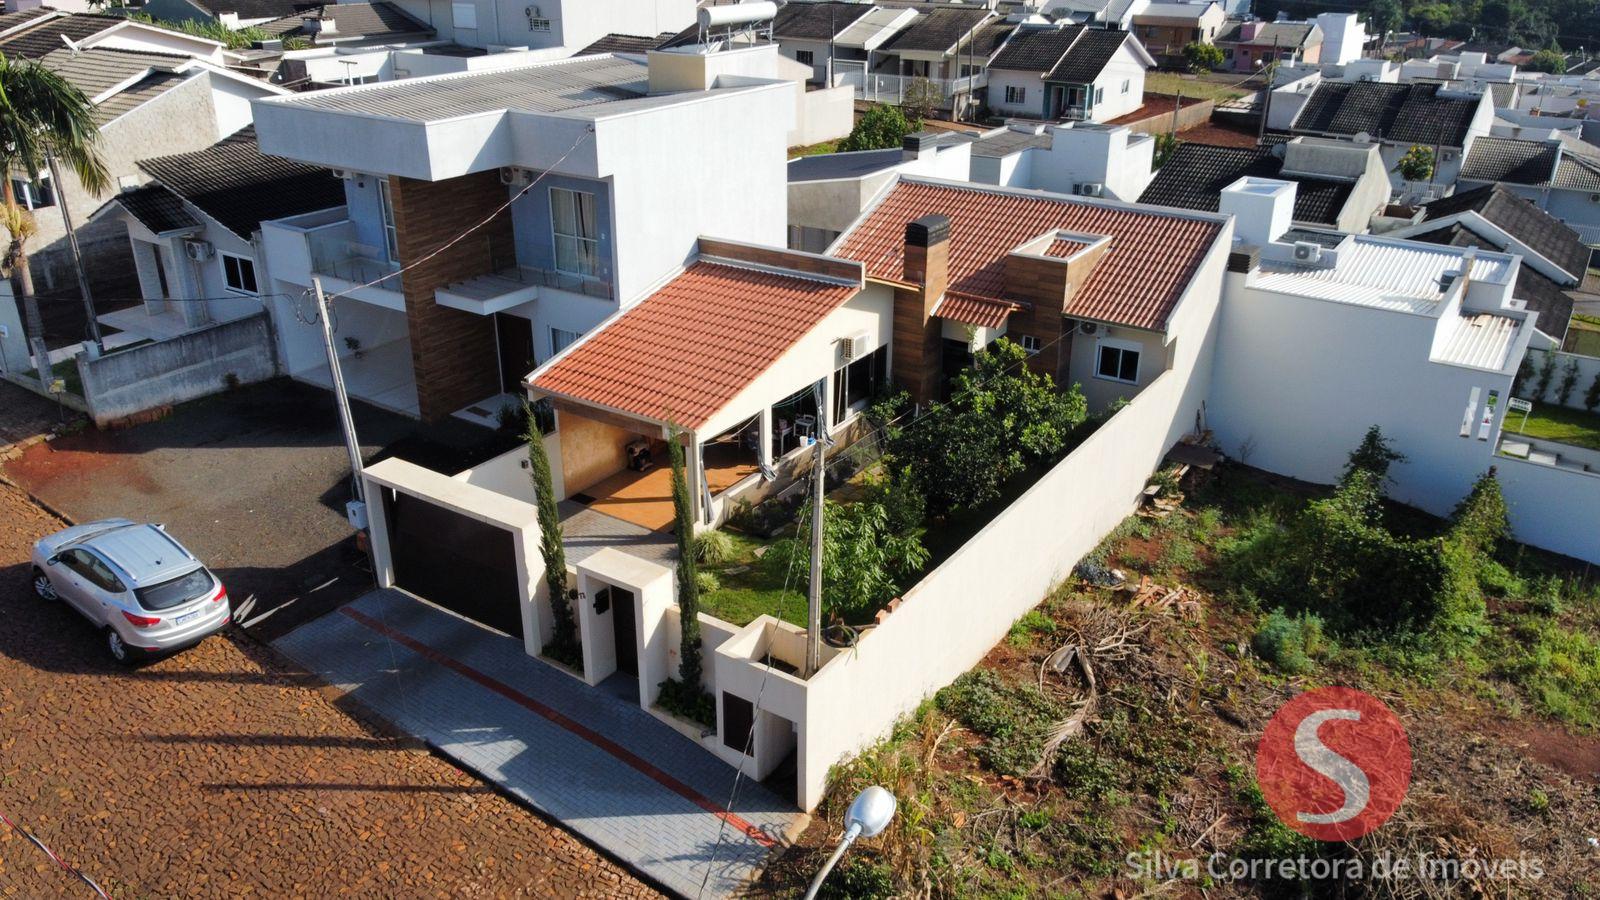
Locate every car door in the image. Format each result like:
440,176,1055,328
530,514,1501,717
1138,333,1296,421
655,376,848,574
52,549,99,619
80,552,127,627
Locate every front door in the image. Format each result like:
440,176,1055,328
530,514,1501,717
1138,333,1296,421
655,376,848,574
609,586,638,677
495,313,536,395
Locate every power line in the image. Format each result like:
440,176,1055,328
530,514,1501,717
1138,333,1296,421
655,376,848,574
0,807,111,899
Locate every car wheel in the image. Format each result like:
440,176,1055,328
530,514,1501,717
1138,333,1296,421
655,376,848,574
105,629,136,665
32,567,58,601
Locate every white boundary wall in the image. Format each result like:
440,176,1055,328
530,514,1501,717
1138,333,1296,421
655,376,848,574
790,229,1229,808
1498,455,1600,563
1519,348,1600,411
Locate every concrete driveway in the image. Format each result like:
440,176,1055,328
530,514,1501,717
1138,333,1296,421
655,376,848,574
1,378,512,641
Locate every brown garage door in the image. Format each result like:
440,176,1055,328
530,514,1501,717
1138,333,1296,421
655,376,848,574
383,488,524,639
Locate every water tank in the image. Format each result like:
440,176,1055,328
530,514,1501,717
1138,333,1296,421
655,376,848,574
697,1,777,30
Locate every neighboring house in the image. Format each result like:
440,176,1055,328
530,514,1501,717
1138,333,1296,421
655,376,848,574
1042,0,1149,30
1140,137,1390,234
140,0,316,29
257,2,435,52
575,31,682,56
965,121,1156,201
252,45,798,422
88,127,345,343
0,9,230,62
378,0,694,53
870,5,995,114
8,44,287,293
1280,81,1495,190
1130,1,1225,67
985,24,1153,122
1455,134,1600,245
1210,176,1536,526
1213,19,1321,72
787,131,972,252
1388,183,1588,342
1313,12,1369,65
771,0,882,85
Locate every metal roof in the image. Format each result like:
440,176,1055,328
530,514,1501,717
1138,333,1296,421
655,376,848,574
80,523,201,588
788,148,903,182
1437,313,1519,370
1254,238,1514,314
268,55,651,121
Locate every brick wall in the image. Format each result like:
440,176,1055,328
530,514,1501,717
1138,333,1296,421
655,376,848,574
389,172,513,422
1003,254,1072,383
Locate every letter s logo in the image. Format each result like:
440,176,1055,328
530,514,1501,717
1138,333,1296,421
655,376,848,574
1257,687,1410,840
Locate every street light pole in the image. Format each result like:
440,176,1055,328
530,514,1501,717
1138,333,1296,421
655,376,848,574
804,378,827,677
802,786,897,900
46,154,102,353
312,277,364,504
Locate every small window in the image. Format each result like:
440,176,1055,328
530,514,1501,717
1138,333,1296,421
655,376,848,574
551,187,600,278
722,691,754,753
550,327,582,354
221,252,258,294
1095,341,1141,384
1005,85,1027,104
10,172,53,210
451,1,476,29
1094,86,1104,104
526,13,550,32
795,49,814,66
377,177,399,261
1121,78,1130,94
1020,334,1042,355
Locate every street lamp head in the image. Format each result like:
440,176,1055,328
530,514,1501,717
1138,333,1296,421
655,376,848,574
845,786,897,839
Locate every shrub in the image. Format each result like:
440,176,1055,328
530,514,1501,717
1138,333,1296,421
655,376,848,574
1534,351,1557,400
1586,371,1600,412
1557,358,1580,406
656,677,716,728
1148,465,1183,498
1515,353,1536,398
1527,48,1568,74
1343,424,1404,485
1182,41,1224,72
526,407,578,662
817,860,894,900
936,670,1066,776
1396,145,1435,181
837,104,918,152
692,529,735,565
695,570,721,594
769,498,929,624
1252,609,1325,675
1449,468,1510,555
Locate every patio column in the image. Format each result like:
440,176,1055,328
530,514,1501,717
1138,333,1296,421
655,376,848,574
758,407,774,469
131,239,167,312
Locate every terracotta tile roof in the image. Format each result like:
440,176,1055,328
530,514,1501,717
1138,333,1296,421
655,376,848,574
932,292,1017,328
835,180,1224,332
531,261,859,429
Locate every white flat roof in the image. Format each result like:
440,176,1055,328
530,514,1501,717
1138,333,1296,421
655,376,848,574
1254,237,1515,314
1437,312,1520,370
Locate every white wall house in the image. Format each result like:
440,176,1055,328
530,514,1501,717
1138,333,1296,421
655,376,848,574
383,0,693,52
985,24,1152,122
967,121,1154,201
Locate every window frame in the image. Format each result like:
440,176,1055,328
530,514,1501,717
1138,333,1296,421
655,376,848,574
1019,334,1042,356
9,171,53,210
377,177,399,261
219,251,258,295
549,186,601,279
550,327,582,356
451,1,476,29
832,344,887,424
1094,338,1142,385
795,49,814,66
1004,84,1026,104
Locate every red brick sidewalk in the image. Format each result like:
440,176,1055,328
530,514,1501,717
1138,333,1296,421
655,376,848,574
0,479,659,898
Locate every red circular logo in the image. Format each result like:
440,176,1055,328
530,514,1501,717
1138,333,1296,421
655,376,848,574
1256,686,1411,841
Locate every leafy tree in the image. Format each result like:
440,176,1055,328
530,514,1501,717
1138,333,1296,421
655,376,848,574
525,408,578,665
1557,357,1580,405
1534,350,1558,400
900,77,942,125
1365,0,1404,37
1514,353,1536,398
0,54,108,387
1585,370,1600,412
668,432,703,688
1527,48,1568,73
837,103,919,152
128,13,269,50
885,339,1087,515
1343,424,1405,486
772,498,929,624
1449,468,1509,555
1396,145,1435,181
1182,41,1224,73
1410,2,1455,35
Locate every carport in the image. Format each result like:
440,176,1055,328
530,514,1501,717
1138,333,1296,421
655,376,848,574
362,457,551,654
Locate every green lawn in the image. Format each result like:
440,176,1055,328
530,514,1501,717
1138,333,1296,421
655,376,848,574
787,140,839,158
49,356,82,397
696,532,808,627
1144,71,1246,103
1504,403,1600,451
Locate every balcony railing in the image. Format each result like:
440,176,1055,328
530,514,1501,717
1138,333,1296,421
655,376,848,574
306,220,402,290
830,66,987,104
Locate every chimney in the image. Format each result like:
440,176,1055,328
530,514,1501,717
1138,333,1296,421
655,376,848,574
1219,176,1296,247
904,214,950,319
902,131,940,162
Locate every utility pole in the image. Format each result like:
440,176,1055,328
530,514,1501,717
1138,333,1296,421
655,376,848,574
804,380,828,677
46,154,102,353
312,277,365,504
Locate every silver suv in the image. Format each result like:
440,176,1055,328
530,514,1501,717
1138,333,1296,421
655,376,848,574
30,519,230,664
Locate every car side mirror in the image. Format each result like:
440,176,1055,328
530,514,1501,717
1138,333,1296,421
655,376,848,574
46,554,61,566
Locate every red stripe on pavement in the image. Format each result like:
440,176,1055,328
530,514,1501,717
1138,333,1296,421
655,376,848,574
340,606,776,848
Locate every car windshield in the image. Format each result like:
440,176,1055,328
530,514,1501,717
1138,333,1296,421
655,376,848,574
134,568,214,611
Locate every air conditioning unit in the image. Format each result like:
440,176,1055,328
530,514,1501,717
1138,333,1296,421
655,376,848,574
1080,320,1098,335
839,331,872,362
500,167,533,187
1075,182,1105,198
1292,241,1322,263
183,239,214,262
330,168,355,180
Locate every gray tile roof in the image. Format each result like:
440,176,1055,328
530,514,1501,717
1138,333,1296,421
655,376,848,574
111,184,199,235
1046,26,1128,84
271,55,650,121
191,0,307,20
38,47,188,101
137,127,345,239
258,1,432,41
1139,142,1353,226
881,6,991,54
1215,20,1316,48
1411,222,1574,339
576,32,679,55
772,1,872,40
0,13,122,59
93,71,195,126
1421,183,1589,279
988,25,1082,71
1460,135,1559,184
1291,81,1480,147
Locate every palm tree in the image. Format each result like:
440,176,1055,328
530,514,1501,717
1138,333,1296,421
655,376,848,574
0,52,108,385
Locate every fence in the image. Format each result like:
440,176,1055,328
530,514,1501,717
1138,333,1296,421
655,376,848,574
75,311,278,427
1521,348,1600,411
1114,93,1216,137
830,64,986,105
1497,454,1600,564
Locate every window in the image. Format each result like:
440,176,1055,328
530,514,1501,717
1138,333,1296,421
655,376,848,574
832,344,887,423
451,1,476,29
1095,340,1141,384
136,568,216,611
550,327,582,355
1093,86,1104,104
550,187,600,277
1004,84,1027,104
220,252,258,294
377,178,399,261
525,6,550,31
1121,78,1130,94
722,691,754,753
1020,334,1041,355
9,172,52,210
1192,27,1202,41
795,49,814,66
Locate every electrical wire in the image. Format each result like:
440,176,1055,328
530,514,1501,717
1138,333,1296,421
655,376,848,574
0,807,111,899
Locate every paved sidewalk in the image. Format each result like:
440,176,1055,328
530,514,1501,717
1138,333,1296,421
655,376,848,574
275,589,800,898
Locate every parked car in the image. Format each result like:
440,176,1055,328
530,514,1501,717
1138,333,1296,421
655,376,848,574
30,519,230,664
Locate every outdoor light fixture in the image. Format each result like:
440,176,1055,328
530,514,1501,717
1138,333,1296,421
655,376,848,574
801,786,896,900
